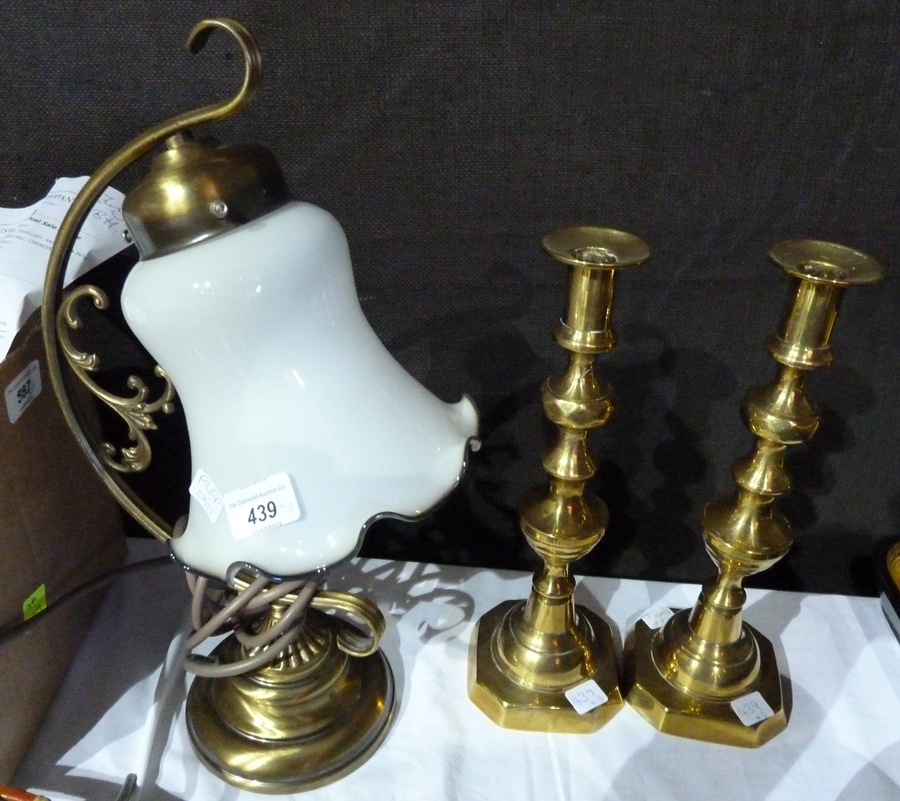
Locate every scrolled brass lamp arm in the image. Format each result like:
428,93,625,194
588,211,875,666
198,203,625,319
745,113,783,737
40,18,264,542
310,590,387,658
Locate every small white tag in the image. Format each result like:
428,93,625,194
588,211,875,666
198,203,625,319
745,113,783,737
641,606,675,630
731,691,775,726
223,472,301,540
5,359,41,424
189,469,224,524
565,679,609,715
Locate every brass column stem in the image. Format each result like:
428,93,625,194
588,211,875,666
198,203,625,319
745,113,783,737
627,238,884,747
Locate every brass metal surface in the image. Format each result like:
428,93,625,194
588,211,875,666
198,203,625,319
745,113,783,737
877,540,900,643
468,226,648,731
123,138,291,259
887,542,900,591
626,239,884,746
187,605,394,793
58,285,176,473
184,581,394,791
469,599,622,732
626,616,786,747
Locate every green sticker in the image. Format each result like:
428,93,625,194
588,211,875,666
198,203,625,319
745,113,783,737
23,583,47,621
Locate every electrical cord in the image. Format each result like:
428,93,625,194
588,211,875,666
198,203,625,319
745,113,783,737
182,573,319,678
0,549,164,801
1,544,321,780
113,773,137,801
0,541,320,679
0,548,321,794
0,556,173,647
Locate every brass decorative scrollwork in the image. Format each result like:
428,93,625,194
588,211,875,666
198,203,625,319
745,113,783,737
223,577,387,661
57,284,176,473
310,590,386,658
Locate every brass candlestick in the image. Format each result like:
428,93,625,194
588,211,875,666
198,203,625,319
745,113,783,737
468,226,649,731
627,239,884,747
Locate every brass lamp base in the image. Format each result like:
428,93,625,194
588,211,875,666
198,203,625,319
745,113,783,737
185,607,394,794
627,612,786,748
469,599,623,733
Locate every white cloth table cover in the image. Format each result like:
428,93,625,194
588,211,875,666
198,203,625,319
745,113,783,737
14,539,900,800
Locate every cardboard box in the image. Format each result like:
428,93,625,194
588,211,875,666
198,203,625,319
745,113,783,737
0,311,125,781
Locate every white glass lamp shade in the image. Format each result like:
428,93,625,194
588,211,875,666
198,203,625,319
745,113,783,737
121,201,478,581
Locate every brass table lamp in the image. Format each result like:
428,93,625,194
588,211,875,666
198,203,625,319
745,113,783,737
41,20,477,791
626,239,883,747
468,226,649,731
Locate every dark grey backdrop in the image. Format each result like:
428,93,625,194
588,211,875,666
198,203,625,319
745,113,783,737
4,2,898,594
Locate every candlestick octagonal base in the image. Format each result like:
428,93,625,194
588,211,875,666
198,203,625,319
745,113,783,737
626,614,787,748
468,599,623,733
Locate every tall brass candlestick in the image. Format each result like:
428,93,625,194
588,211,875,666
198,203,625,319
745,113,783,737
468,226,649,731
627,239,883,747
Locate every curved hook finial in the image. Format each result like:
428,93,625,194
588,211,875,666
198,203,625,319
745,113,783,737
183,18,263,128
42,18,267,542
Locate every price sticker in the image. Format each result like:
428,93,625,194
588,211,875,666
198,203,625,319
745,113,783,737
565,679,609,715
223,472,301,540
190,469,225,523
640,606,675,630
5,359,41,424
23,583,47,621
731,691,775,726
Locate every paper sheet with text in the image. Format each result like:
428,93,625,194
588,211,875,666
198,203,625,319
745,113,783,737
0,176,129,361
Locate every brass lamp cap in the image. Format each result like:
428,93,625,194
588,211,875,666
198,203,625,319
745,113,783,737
123,134,292,259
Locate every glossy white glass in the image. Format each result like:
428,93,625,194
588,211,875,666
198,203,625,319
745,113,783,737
121,201,478,581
